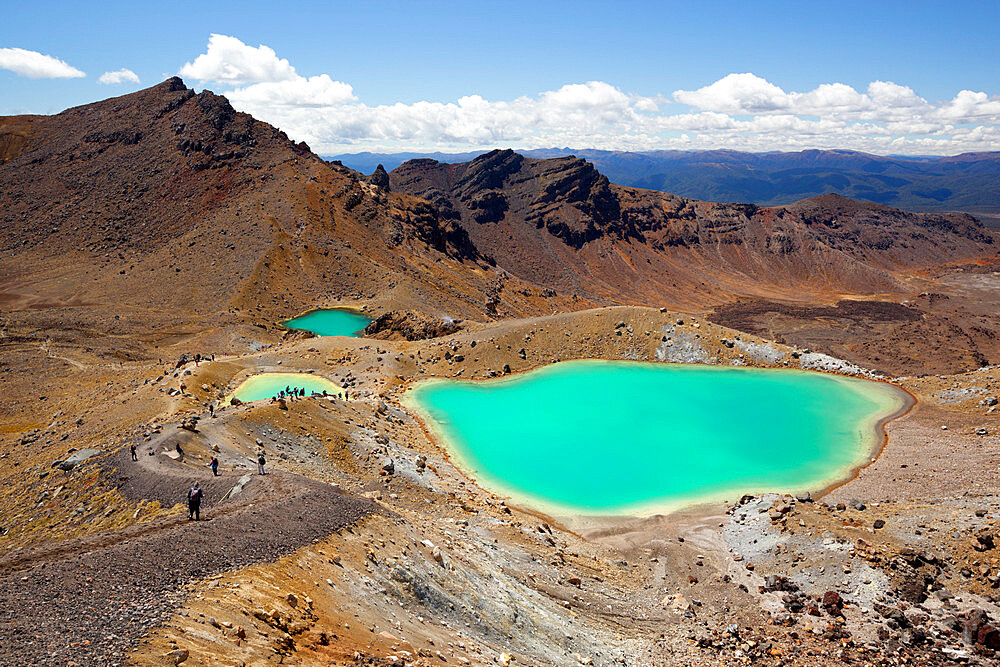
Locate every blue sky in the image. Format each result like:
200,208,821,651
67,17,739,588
2,0,999,154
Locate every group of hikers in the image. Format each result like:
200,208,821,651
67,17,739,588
182,450,265,521
132,351,285,522
128,438,266,522
183,449,264,521
269,385,340,403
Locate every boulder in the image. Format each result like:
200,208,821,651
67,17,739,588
822,590,844,615
979,623,1000,649
963,609,991,645
57,448,102,471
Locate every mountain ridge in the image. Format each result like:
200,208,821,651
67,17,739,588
2,79,997,354
333,148,1000,214
389,149,996,306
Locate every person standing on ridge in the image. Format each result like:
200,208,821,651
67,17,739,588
187,482,204,521
130,443,137,461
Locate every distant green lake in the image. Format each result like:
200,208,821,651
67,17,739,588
405,360,907,515
282,309,371,337
226,372,345,403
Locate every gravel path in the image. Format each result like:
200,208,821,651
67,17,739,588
0,471,377,666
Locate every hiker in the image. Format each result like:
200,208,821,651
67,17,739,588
180,382,186,394
208,456,219,476
130,443,137,461
187,482,204,521
209,403,214,417
257,452,266,475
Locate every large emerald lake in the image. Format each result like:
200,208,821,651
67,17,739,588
405,360,907,515
282,309,371,337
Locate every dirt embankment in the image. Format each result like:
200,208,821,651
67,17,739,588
0,466,377,667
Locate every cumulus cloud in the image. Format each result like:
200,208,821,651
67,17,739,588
179,34,296,84
97,68,140,85
673,73,791,114
0,47,85,79
178,36,1000,155
226,74,356,108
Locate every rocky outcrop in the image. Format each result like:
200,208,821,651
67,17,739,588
364,311,461,340
389,151,998,303
367,164,390,190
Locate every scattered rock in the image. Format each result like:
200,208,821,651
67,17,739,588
822,591,844,616
57,448,102,471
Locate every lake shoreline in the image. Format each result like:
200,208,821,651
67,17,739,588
401,358,914,525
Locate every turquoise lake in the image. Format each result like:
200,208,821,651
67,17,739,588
405,360,907,515
282,309,371,337
226,372,345,403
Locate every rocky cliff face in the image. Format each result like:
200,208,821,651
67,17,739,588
391,151,997,304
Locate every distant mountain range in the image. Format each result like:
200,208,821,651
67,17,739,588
330,148,1000,216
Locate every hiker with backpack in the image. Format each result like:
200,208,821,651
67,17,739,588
187,482,204,521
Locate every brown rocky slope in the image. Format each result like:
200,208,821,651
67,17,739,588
390,149,996,307
2,81,1000,666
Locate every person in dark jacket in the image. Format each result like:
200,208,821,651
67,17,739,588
208,456,219,476
130,444,138,461
187,482,204,520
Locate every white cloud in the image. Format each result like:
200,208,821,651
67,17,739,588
673,73,791,114
178,34,296,84
226,74,355,108
177,36,1000,155
97,68,140,85
0,47,85,79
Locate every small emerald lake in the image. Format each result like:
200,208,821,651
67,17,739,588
226,372,345,403
282,309,371,337
405,360,908,515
